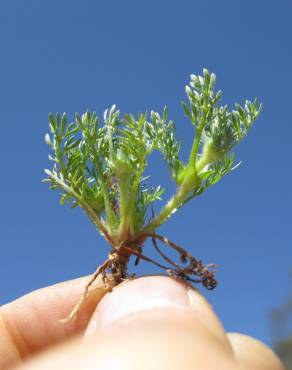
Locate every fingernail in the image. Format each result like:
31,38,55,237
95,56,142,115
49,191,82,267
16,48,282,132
84,276,192,336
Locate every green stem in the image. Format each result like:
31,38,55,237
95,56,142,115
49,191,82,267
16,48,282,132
195,154,210,173
83,125,117,234
188,126,203,171
120,155,146,239
196,143,225,174
94,158,117,232
140,162,201,236
139,112,209,236
187,105,208,170
118,175,131,238
141,186,186,234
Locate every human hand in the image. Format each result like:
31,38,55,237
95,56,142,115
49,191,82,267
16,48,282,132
0,276,284,370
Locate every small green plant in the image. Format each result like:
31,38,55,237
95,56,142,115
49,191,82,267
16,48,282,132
44,69,262,319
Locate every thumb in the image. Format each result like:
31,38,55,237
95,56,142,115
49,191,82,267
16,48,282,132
83,275,236,370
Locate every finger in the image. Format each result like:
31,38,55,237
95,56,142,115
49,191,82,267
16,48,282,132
14,276,236,370
0,274,113,369
227,332,284,370
82,275,236,369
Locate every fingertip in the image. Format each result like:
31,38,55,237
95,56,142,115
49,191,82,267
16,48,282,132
86,276,190,333
84,275,235,368
85,275,225,338
227,332,285,370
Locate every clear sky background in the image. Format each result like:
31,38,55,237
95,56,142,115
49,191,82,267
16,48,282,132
0,0,291,347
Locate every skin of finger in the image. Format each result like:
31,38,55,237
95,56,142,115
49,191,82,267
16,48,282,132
13,328,286,370
2,275,282,370
0,275,114,369
227,333,285,370
13,311,236,370
11,276,236,370
9,276,281,370
83,275,236,369
85,275,232,350
0,313,21,369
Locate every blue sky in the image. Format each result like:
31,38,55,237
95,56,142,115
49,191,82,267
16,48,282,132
0,0,291,347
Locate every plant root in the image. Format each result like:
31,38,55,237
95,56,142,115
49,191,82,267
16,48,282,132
149,233,217,290
59,255,119,323
60,234,217,323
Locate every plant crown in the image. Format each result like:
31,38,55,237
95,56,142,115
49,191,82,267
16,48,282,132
44,69,262,249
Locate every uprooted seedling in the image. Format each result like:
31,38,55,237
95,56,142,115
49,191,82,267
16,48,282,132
44,69,262,321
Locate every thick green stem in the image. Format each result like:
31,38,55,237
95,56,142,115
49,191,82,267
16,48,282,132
196,143,225,174
143,143,225,235
141,174,199,234
139,112,208,236
83,123,117,235
196,154,210,174
118,175,131,239
94,158,117,234
120,156,146,239
188,127,203,171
